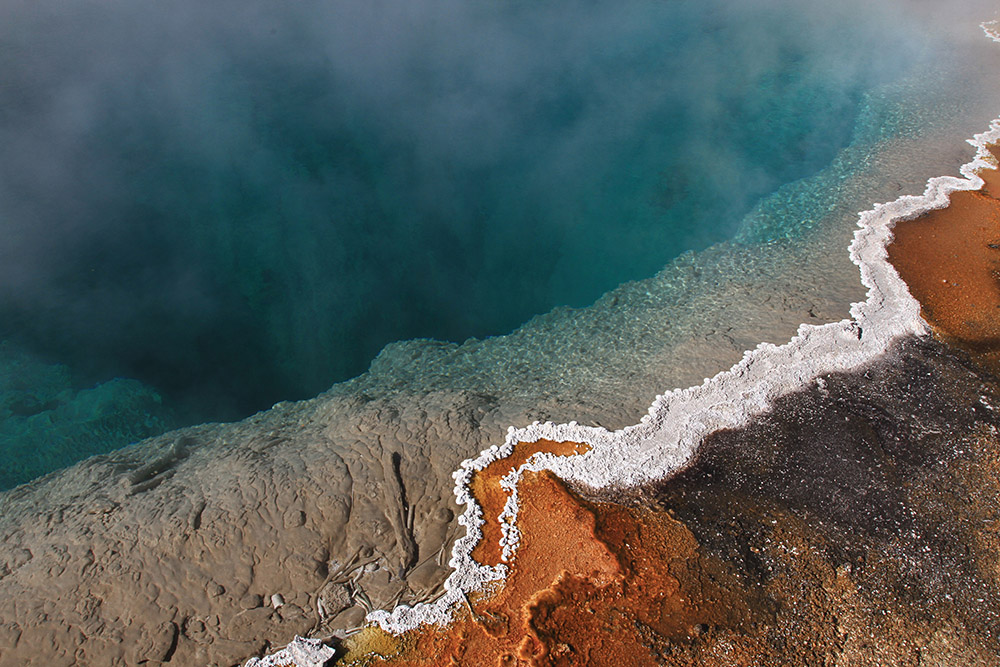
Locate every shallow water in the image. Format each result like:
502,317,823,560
0,0,984,488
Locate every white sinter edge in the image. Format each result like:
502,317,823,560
360,118,1000,638
982,20,1000,42
245,636,336,667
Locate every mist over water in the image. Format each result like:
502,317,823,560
0,0,942,486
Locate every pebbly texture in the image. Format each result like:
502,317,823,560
647,335,1000,665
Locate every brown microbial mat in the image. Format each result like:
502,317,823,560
470,439,590,568
344,469,745,667
887,145,1000,373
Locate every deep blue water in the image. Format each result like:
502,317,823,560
0,0,936,488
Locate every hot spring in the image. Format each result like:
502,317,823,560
0,0,961,488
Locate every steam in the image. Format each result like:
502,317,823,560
0,0,953,420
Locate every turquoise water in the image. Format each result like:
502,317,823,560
0,0,943,488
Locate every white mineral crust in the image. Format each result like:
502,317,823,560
245,636,335,667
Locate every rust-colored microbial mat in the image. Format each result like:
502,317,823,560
887,145,1000,372
470,439,589,567
347,461,750,666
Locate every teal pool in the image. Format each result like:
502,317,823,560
0,0,967,488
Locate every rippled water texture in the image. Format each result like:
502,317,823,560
0,0,958,487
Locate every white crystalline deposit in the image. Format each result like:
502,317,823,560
982,20,1000,42
245,636,336,667
365,118,1000,638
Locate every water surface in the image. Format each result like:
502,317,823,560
0,0,951,487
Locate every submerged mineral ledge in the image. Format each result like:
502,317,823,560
255,127,1000,664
